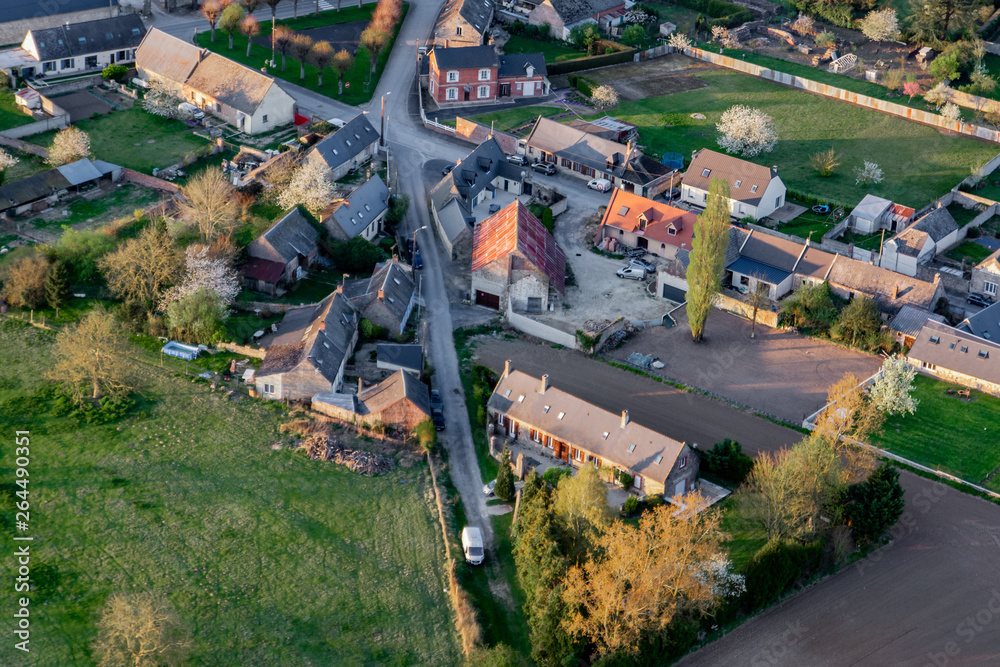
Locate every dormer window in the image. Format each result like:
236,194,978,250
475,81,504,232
979,350,989,358
478,68,491,81
667,225,677,236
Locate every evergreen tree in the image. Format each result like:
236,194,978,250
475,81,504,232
495,446,516,502
44,260,68,316
908,0,979,45
840,464,906,544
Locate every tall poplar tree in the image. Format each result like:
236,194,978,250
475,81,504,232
685,177,732,342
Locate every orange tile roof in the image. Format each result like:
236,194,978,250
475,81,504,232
599,189,697,250
471,201,566,294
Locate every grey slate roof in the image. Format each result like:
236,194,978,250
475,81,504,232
0,169,71,209
724,227,749,267
683,148,779,206
2,0,118,23
911,206,958,242
308,114,380,173
56,158,104,186
890,304,946,338
430,137,522,218
326,174,389,240
908,320,1000,385
958,300,1000,343
27,14,144,61
727,256,790,285
498,52,546,78
457,0,495,34
343,260,415,326
377,343,423,374
432,45,497,70
852,194,892,221
733,229,805,272
247,208,318,265
257,291,359,384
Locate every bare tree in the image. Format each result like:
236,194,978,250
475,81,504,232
0,252,51,309
99,225,180,310
264,0,283,18
813,372,884,484
199,0,227,42
332,48,354,94
242,0,261,12
46,126,91,166
47,308,136,402
308,40,335,86
177,166,239,241
746,273,771,339
272,25,294,71
92,591,191,667
289,34,314,80
240,14,261,57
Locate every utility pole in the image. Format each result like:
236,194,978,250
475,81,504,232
270,15,276,67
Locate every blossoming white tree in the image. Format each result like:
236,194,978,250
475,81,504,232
790,13,815,37
668,32,692,50
140,81,184,118
869,355,919,416
941,102,962,123
854,160,884,185
711,25,741,50
591,85,619,109
716,105,777,157
278,159,336,216
924,81,953,106
46,126,91,166
160,245,240,310
0,148,18,184
860,8,900,42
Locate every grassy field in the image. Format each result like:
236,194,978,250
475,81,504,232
873,375,1000,492
946,240,995,264
195,5,407,106
28,107,211,173
838,228,885,251
30,184,164,231
459,105,564,134
504,35,586,63
600,68,998,208
947,203,983,227
718,497,767,571
0,89,34,131
776,206,839,242
0,317,460,665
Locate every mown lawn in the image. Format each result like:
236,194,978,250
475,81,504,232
195,5,408,106
504,35,586,63
0,89,34,131
718,497,766,571
873,375,1000,491
462,105,564,134
600,69,998,208
30,184,164,230
946,241,995,264
0,317,460,665
776,207,839,243
28,107,211,173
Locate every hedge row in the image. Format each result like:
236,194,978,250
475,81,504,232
674,0,754,28
547,48,636,75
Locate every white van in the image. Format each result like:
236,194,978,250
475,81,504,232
177,102,205,120
461,526,484,566
131,77,149,90
588,178,612,192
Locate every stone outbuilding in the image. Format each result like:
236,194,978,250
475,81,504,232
312,370,431,431
242,207,319,297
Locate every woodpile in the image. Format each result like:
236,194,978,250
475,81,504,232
299,436,395,476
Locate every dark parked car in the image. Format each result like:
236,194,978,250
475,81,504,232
430,389,443,412
630,257,656,272
967,292,994,308
442,163,455,176
413,249,422,270
432,409,445,430
506,154,529,166
663,187,681,200
532,162,556,175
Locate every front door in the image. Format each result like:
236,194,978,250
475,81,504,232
475,290,500,310
523,81,534,96
499,83,511,97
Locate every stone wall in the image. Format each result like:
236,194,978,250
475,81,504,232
506,297,578,348
716,292,781,328
0,134,48,158
121,168,181,194
217,341,266,359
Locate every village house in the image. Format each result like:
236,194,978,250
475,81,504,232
0,14,145,81
846,194,914,235
521,117,672,197
517,0,627,41
681,149,786,220
303,113,380,181
426,45,548,106
430,137,528,259
957,300,1000,342
242,208,319,296
343,259,416,336
0,0,120,49
906,320,1000,397
312,370,432,430
432,0,495,46
880,206,959,277
825,254,944,318
594,189,695,261
254,290,359,401
471,201,566,312
970,248,1000,300
376,343,423,375
323,174,390,242
136,28,296,135
888,304,946,348
0,158,121,218
487,363,699,496
567,116,638,143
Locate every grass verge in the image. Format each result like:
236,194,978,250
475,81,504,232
0,89,34,131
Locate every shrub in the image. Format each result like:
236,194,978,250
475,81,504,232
622,495,640,515
541,207,554,233
701,438,754,485
644,494,665,508
413,419,436,452
835,464,905,544
495,447,516,501
543,466,572,487
742,538,823,610
780,281,839,331
359,318,386,341
617,472,634,490
101,64,129,81
831,296,882,350
576,77,592,96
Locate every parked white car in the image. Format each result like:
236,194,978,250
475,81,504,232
177,102,205,120
616,266,647,280
462,526,484,565
588,178,612,192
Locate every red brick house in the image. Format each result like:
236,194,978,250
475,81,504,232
428,45,549,107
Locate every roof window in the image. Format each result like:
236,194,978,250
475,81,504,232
627,443,636,452
393,277,400,285
735,180,742,188
618,206,629,215
503,389,511,397
654,455,663,464
557,411,565,420
979,350,990,358
701,168,711,177
542,405,550,413
985,332,992,339
960,346,968,353
78,37,87,44
751,185,758,193
929,335,940,344
518,394,525,402
602,432,610,439
132,28,141,35
387,296,395,303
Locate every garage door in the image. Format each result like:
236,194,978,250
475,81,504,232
475,290,501,310
661,284,687,303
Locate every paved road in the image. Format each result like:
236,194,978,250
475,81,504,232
473,338,802,454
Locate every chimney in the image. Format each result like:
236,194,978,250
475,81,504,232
318,321,325,331
336,284,343,293
358,376,363,394
540,374,549,394
772,165,778,172
892,283,899,299
621,410,629,428
504,359,511,377
377,289,385,300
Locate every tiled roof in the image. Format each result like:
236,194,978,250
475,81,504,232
958,300,1000,343
307,114,379,172
27,14,145,61
975,247,1000,272
343,260,415,325
325,174,389,240
736,229,806,272
2,0,118,22
727,256,791,285
257,291,358,384
599,189,696,250
487,369,687,482
247,208,318,265
682,149,778,205
826,255,940,315
185,52,280,115
135,28,203,86
431,45,497,70
242,257,285,284
430,137,522,216
525,116,627,173
908,320,1000,384
360,369,431,415
472,201,566,294
892,228,931,257
795,246,837,280
890,304,945,338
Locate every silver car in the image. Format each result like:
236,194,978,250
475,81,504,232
616,266,647,280
630,257,656,272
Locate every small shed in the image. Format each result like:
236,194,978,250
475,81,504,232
376,343,423,375
916,47,936,64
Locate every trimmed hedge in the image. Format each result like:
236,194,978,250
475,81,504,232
547,48,636,75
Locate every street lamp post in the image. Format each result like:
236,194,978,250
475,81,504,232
380,91,391,151
413,225,427,315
